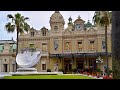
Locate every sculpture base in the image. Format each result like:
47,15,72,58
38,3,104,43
17,68,37,72
9,68,38,75
9,68,63,75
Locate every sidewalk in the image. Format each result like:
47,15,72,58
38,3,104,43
0,72,12,79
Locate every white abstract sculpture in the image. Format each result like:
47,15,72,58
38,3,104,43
16,50,41,68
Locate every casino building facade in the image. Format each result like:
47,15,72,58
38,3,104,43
0,38,16,72
18,11,112,73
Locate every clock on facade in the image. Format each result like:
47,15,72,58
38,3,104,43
76,24,81,30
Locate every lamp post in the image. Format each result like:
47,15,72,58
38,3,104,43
96,56,104,75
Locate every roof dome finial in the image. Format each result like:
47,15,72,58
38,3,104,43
78,15,81,19
68,16,72,23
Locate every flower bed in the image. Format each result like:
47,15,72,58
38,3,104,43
103,75,112,79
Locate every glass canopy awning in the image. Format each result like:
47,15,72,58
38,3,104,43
49,52,112,58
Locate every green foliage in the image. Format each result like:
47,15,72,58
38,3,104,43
5,13,30,54
93,11,111,26
5,13,30,34
96,68,101,72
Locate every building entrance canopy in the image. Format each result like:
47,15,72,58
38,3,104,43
49,52,112,58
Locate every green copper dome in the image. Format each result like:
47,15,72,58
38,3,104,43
84,20,92,28
0,45,4,52
9,44,16,52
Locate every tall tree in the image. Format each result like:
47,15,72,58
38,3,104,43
93,11,111,76
112,11,120,79
5,13,30,69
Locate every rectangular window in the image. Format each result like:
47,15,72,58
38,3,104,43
12,64,15,72
78,41,82,44
31,32,34,37
90,40,94,44
78,41,82,52
3,64,7,72
31,32,32,37
2,46,4,49
43,32,44,36
30,44,34,48
42,64,46,70
43,32,46,36
42,43,47,52
89,40,96,52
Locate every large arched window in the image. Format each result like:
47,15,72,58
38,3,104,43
54,26,58,31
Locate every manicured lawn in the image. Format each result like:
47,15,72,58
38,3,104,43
4,75,95,79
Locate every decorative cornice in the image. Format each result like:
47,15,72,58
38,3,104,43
0,53,16,56
19,33,111,41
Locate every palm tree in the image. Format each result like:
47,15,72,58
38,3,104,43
112,11,120,79
5,13,30,69
93,11,111,76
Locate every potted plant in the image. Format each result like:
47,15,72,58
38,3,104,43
47,69,51,72
96,68,102,78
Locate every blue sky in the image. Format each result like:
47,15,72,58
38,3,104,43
0,11,95,41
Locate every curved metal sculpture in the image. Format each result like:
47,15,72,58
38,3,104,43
16,48,41,68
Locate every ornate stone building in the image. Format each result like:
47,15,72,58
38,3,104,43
0,38,16,72
18,11,112,73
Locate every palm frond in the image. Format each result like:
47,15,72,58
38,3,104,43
7,14,14,19
6,13,30,35
92,11,101,25
24,17,29,21
9,25,15,33
7,14,14,22
15,13,21,19
5,22,15,33
19,28,24,35
93,11,111,27
24,22,30,33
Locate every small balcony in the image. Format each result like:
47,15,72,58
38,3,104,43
64,50,72,54
88,50,97,53
41,51,49,56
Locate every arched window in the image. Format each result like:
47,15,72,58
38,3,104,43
54,26,58,31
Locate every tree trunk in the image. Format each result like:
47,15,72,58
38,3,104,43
16,29,19,55
112,11,120,79
16,27,19,71
105,24,109,76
